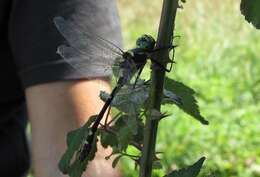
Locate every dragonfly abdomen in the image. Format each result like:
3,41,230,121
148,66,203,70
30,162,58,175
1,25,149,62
78,86,121,161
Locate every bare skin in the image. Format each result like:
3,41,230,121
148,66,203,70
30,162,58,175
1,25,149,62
25,79,121,177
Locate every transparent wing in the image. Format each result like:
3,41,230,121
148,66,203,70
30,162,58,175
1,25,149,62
57,44,124,77
54,16,124,76
54,16,123,60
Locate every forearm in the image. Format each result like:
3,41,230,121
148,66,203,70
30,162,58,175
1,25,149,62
26,79,121,177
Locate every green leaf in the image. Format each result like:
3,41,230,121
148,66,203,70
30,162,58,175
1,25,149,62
100,129,118,148
59,128,86,174
109,84,149,114
125,114,138,135
117,123,133,151
163,89,182,105
132,118,144,144
164,157,206,177
100,80,149,115
111,115,137,151
100,120,140,159
58,115,97,174
164,77,209,125
67,135,98,177
112,155,123,168
240,0,260,29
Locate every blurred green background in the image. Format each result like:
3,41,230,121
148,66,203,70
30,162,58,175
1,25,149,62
117,0,260,177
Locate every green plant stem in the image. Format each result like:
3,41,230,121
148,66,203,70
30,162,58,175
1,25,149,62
139,0,179,177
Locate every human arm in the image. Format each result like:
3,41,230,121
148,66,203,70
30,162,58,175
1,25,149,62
26,79,122,177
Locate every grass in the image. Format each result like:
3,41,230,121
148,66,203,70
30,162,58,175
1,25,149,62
117,0,260,177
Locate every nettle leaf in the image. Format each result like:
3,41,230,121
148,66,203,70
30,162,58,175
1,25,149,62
164,77,209,125
101,84,149,114
58,115,97,174
100,129,118,148
110,115,139,151
163,89,182,106
133,117,144,144
112,155,123,168
67,135,98,177
125,114,138,135
164,157,206,177
240,0,260,29
100,114,143,154
117,119,134,151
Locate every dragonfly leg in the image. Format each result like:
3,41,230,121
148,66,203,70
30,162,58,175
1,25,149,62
150,44,177,53
104,106,112,128
167,45,177,72
133,65,145,88
149,44,178,72
107,112,122,126
150,58,171,72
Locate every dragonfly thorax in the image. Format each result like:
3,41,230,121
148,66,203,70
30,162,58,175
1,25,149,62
123,48,148,69
122,50,134,59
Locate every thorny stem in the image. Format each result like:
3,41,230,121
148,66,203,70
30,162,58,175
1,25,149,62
139,0,179,177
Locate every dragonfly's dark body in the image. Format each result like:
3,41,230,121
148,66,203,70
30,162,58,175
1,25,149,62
126,48,148,65
79,48,150,161
53,16,174,162
118,48,148,86
79,84,119,161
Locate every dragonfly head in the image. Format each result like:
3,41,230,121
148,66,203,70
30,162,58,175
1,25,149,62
136,34,156,50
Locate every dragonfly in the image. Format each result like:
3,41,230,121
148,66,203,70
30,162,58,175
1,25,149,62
54,16,175,161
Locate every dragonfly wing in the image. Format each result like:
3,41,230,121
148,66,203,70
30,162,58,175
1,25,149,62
54,16,123,62
54,17,141,84
57,44,123,77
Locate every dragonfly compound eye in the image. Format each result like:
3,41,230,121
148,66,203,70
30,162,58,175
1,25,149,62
136,34,156,50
